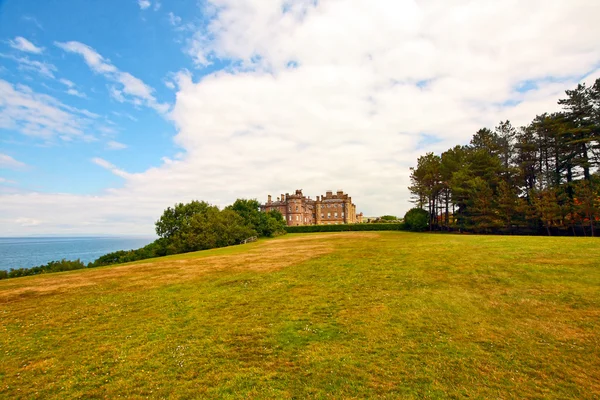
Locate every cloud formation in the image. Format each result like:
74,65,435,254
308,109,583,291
106,140,128,150
1,0,599,235
138,0,151,10
8,36,44,54
91,157,131,178
168,12,182,26
0,153,27,169
0,53,56,78
55,41,169,113
0,79,97,140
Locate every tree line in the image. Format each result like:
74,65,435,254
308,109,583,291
0,199,286,279
409,78,600,236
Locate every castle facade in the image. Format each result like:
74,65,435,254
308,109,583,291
260,189,363,226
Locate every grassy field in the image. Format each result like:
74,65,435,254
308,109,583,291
1,232,599,399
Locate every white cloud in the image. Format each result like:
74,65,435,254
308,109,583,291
55,41,169,113
91,157,131,178
111,111,138,121
22,16,44,30
54,41,116,74
0,79,95,141
1,0,599,235
15,217,42,227
0,53,56,78
66,88,86,98
108,86,126,102
138,0,151,10
8,37,44,54
168,12,182,26
106,140,127,150
0,177,17,184
57,78,87,97
0,153,27,169
59,78,75,88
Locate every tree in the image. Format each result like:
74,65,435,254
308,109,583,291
573,180,599,236
228,199,262,235
155,201,212,239
409,153,442,230
186,207,255,250
407,79,600,236
559,83,596,180
530,188,560,236
467,177,501,233
496,180,520,232
228,199,286,237
259,210,287,237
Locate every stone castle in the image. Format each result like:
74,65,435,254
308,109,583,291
260,189,363,226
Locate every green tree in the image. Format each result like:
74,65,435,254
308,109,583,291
497,180,520,232
530,188,560,236
468,177,501,233
155,201,212,239
574,180,599,236
228,199,262,235
228,199,286,237
559,83,596,180
259,210,287,237
409,153,442,230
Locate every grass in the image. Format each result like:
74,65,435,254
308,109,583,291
1,232,599,399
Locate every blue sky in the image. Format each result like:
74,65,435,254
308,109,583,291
0,0,197,193
0,0,598,235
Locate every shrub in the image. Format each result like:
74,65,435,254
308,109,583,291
285,223,405,233
404,208,429,232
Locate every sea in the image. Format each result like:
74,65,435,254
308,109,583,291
0,236,156,271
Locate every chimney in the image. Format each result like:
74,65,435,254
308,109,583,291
268,195,272,203
281,193,285,202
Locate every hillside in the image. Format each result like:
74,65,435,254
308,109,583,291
1,232,599,398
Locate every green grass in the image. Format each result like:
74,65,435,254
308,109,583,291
1,232,599,399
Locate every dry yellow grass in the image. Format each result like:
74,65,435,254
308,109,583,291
1,232,599,399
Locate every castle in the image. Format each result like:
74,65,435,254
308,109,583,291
260,189,363,226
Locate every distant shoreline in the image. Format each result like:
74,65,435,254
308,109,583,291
0,236,156,271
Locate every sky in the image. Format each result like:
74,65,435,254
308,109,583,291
0,0,599,236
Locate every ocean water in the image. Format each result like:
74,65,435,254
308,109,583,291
0,236,156,271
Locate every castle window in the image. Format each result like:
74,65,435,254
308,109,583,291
334,212,338,218
327,212,331,218
321,213,324,218
342,212,345,217
296,206,298,211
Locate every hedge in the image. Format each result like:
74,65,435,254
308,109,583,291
285,223,406,233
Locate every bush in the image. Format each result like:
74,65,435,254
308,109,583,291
7,259,87,278
285,223,405,233
404,208,429,232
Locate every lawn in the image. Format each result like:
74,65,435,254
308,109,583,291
1,232,599,399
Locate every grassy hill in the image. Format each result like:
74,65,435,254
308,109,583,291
1,232,599,399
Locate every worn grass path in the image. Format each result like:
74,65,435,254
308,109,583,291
1,232,599,399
